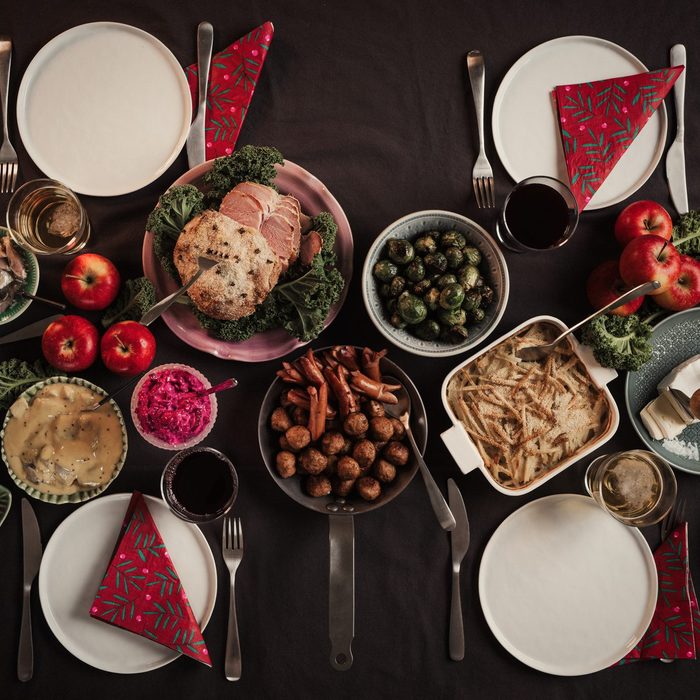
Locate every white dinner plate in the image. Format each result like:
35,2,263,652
17,22,192,197
479,494,657,676
492,36,667,210
39,494,217,673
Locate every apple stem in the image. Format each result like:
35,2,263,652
656,240,669,261
63,274,85,281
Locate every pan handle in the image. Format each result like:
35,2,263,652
328,514,354,670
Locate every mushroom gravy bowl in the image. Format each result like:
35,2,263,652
441,316,620,495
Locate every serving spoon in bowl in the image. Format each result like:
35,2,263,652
516,280,659,362
383,375,456,531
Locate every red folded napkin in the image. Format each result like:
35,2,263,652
553,66,684,211
185,21,274,160
618,523,699,664
89,492,211,666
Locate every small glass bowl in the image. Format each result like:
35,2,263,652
130,363,217,451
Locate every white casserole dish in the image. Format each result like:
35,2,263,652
440,315,619,495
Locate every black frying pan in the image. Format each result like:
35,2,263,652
258,348,427,670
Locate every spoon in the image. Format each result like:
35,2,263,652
383,375,456,531
180,377,238,401
20,291,66,310
140,256,219,326
516,280,660,362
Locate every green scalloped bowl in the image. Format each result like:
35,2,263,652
1,376,128,504
0,485,11,527
0,227,40,326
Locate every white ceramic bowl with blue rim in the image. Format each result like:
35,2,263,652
362,210,510,357
0,226,40,325
1,376,128,504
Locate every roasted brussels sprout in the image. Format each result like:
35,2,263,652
470,307,486,323
386,298,398,314
373,259,398,282
440,230,467,249
461,288,482,312
480,285,495,306
462,246,482,266
413,278,432,296
475,275,485,288
457,264,480,291
439,283,465,310
414,319,441,340
397,292,428,325
424,287,440,311
438,307,467,326
379,283,392,299
414,233,438,256
390,312,407,329
445,246,464,269
446,325,469,342
424,251,448,274
388,275,407,298
436,273,458,289
386,238,415,265
405,257,426,283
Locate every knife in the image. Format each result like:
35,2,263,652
666,44,688,215
186,21,214,168
0,315,62,345
447,478,470,661
18,499,42,682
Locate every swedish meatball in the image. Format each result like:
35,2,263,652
343,412,369,437
340,437,353,454
337,455,362,480
352,439,376,470
321,431,346,456
271,407,292,432
325,454,339,476
374,458,396,483
285,425,311,452
356,476,381,501
299,448,327,475
291,406,309,426
389,417,405,440
363,400,385,418
384,440,410,466
369,416,394,442
332,477,356,497
276,451,297,478
306,475,332,497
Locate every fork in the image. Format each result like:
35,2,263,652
0,37,18,194
467,50,494,208
660,495,686,543
222,516,244,681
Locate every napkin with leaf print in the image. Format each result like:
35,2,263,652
89,492,211,666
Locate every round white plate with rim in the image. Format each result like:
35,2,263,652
17,22,191,197
479,493,657,676
39,493,217,673
492,36,667,210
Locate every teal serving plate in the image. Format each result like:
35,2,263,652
0,227,40,325
0,485,11,527
625,307,700,475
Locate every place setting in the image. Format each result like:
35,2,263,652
0,7,699,695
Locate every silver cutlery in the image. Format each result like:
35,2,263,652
19,291,66,310
666,44,688,215
82,372,145,412
186,22,214,169
660,495,686,543
447,479,470,662
516,280,659,362
384,376,456,531
140,256,218,326
18,499,42,682
467,50,495,208
0,36,18,194
222,515,244,681
0,314,63,345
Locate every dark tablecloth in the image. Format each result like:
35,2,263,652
1,1,699,698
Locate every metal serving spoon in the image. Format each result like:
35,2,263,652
383,375,456,531
516,280,660,362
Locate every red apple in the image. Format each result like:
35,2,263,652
42,315,99,372
654,255,700,311
614,200,673,247
101,321,156,376
586,260,645,316
61,253,121,310
619,235,681,295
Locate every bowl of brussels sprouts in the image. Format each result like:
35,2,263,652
362,210,509,357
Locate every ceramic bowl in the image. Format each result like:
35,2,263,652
362,210,509,357
0,227,40,325
0,376,128,504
